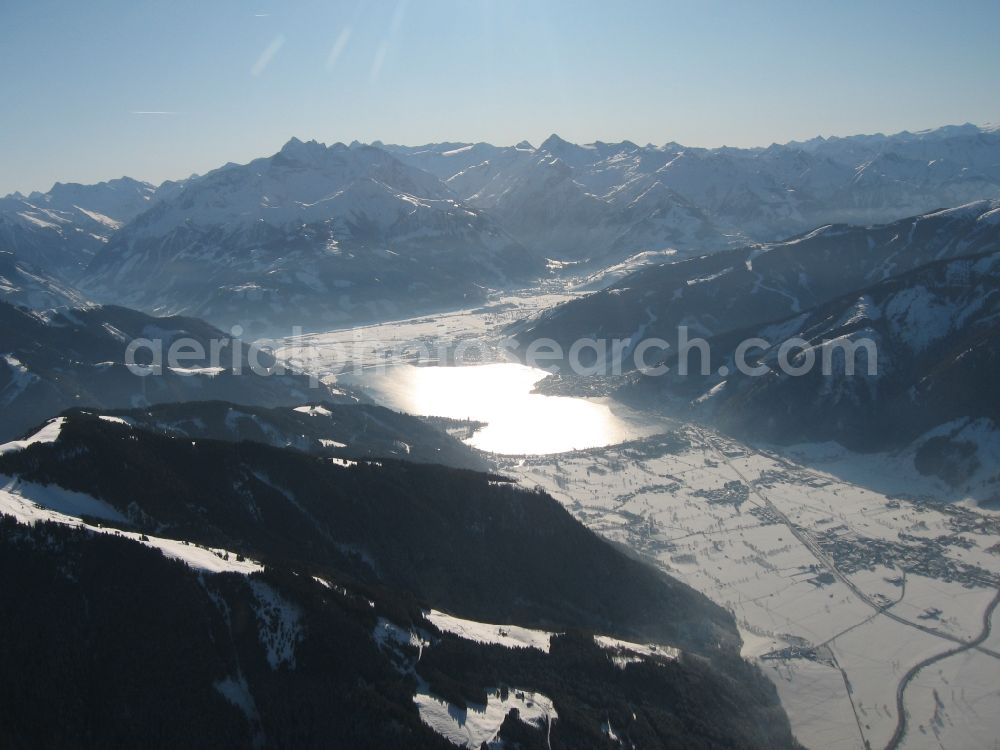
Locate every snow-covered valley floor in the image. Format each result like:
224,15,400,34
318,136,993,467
274,282,582,380
497,426,1000,750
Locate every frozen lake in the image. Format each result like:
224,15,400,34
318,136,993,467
339,362,651,455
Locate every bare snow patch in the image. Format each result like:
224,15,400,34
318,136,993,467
74,206,123,229
836,294,882,328
0,474,126,522
686,266,734,286
425,609,554,653
373,617,430,662
0,475,264,574
167,366,225,377
414,687,557,748
884,285,956,352
0,418,66,455
593,635,680,668
293,404,333,417
694,380,727,405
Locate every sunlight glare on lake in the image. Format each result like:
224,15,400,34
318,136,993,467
340,363,639,455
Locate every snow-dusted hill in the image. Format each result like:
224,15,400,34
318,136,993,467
0,411,798,749
515,199,1000,355
625,246,1000,468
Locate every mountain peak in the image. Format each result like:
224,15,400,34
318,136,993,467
540,133,573,152
277,137,327,160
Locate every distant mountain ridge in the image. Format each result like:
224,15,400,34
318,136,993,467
383,122,1000,263
0,176,158,277
3,123,998,331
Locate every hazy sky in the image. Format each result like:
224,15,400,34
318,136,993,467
2,0,999,195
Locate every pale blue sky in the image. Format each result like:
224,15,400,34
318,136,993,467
2,0,998,195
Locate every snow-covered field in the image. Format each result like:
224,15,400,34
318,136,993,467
497,425,1000,750
274,285,581,381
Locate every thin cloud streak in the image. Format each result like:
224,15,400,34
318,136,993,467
369,42,387,82
388,0,407,35
369,0,406,83
251,34,286,76
326,27,352,70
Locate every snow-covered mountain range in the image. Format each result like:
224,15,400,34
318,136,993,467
390,136,728,264
384,122,1000,263
2,123,998,331
76,139,537,331
2,123,999,749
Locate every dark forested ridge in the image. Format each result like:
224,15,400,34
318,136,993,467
0,411,733,652
0,300,348,442
69,399,489,471
0,518,456,750
0,412,800,749
0,516,798,749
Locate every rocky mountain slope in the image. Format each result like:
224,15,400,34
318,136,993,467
0,250,90,309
